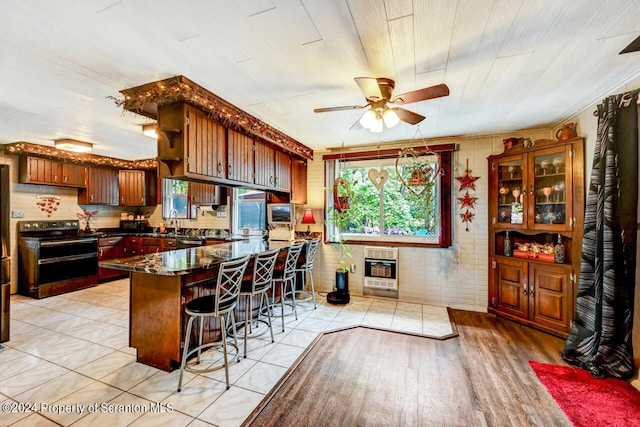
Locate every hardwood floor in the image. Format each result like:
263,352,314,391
243,310,571,427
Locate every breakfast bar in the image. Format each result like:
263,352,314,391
100,239,297,371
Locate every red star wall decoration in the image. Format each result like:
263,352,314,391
457,190,478,209
460,209,475,232
455,159,480,191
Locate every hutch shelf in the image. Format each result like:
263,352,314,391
487,137,585,337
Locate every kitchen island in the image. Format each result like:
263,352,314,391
100,239,299,371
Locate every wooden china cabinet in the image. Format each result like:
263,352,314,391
488,138,584,337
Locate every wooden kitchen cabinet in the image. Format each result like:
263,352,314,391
119,169,156,206
20,156,60,185
157,103,227,182
488,138,584,337
124,236,143,256
274,150,291,192
290,158,307,204
188,182,224,206
19,155,86,188
156,101,303,194
60,163,87,187
254,140,275,188
227,129,255,184
98,236,126,281
494,258,573,334
79,167,119,205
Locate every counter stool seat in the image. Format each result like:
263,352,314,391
236,248,280,358
290,239,320,309
268,242,304,332
177,255,250,392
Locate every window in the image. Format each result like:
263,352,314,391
162,179,190,219
232,188,266,235
323,144,453,247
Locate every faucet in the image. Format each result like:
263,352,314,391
168,209,179,235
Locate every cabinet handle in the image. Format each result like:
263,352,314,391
90,195,94,202
523,283,528,295
217,162,223,176
270,176,273,185
529,184,534,196
99,249,103,256
64,176,68,183
529,287,535,296
53,174,57,182
141,197,144,203
228,164,233,176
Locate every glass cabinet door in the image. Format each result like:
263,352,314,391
496,157,525,227
531,148,570,230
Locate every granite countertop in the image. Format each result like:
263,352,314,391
99,239,299,276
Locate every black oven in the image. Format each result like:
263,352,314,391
18,220,98,298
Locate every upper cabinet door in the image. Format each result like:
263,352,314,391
274,150,291,192
61,163,87,187
185,107,227,179
119,170,146,206
492,154,527,230
227,129,255,184
79,167,118,205
529,145,573,231
254,140,275,188
290,158,307,204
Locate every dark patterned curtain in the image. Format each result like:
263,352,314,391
562,90,638,379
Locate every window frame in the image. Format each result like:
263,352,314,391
231,188,267,236
322,143,454,248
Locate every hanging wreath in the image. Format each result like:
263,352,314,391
333,178,351,213
395,146,443,197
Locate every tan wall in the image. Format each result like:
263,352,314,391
302,128,553,312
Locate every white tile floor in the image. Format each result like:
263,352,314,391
0,279,454,427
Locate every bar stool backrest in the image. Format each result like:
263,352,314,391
281,243,304,281
304,239,320,270
215,255,250,314
252,249,280,293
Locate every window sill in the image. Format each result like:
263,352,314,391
340,233,441,248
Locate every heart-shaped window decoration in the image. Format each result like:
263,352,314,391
367,168,389,190
395,146,442,197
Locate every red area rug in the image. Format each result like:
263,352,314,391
529,361,640,427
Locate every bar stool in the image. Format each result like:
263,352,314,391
177,255,250,392
270,242,304,332
237,248,280,358
291,238,320,309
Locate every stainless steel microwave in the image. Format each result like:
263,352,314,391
119,220,147,232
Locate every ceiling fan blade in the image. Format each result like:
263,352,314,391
620,35,640,54
393,107,425,125
314,105,365,113
391,83,450,105
354,77,383,100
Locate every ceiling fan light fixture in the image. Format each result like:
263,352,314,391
370,116,384,133
54,139,93,153
359,109,376,129
382,108,400,128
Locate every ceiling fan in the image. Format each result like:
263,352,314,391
314,77,449,132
